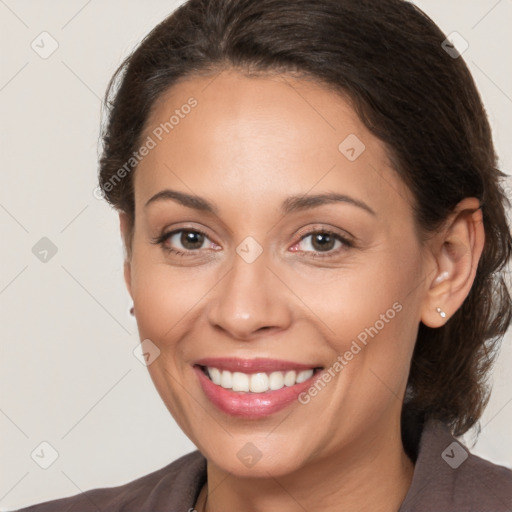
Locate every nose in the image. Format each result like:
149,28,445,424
206,250,293,340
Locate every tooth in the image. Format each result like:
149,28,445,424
220,370,233,389
232,372,250,392
284,370,297,386
209,367,221,385
296,369,313,383
250,373,269,393
209,367,315,391
269,371,285,390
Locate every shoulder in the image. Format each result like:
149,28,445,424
400,420,512,512
13,450,206,512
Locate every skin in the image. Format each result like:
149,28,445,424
119,69,485,512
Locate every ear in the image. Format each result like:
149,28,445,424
421,197,485,328
119,211,133,299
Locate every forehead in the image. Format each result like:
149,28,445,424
134,69,412,218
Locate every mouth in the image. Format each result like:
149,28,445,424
193,358,324,418
198,365,323,393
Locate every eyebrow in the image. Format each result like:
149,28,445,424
282,192,376,216
144,189,376,216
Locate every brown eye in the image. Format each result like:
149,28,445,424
178,230,206,250
152,228,214,256
310,232,337,252
294,231,348,254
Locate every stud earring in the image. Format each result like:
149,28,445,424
436,307,446,318
129,306,134,316
434,271,449,284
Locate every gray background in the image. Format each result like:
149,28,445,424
1,0,511,509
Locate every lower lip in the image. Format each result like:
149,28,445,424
194,366,318,418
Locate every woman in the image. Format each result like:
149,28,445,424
16,0,512,510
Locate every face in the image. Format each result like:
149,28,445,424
122,69,429,477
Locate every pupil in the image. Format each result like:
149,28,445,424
312,233,334,251
181,231,204,250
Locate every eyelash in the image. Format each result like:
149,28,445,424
151,228,354,259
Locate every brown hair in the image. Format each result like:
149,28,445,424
98,0,512,438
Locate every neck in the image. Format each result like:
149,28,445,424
199,421,415,512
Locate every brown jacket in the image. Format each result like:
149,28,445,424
13,420,512,511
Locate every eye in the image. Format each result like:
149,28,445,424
151,227,353,259
151,228,219,256
290,230,353,256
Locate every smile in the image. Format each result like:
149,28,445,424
193,358,323,418
203,366,316,393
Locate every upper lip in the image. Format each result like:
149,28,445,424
194,357,323,373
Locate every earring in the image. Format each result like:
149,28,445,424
129,306,134,316
434,271,449,284
436,307,446,318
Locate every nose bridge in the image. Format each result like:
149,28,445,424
207,245,291,339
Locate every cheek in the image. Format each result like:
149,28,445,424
291,246,421,386
129,249,213,344
291,256,414,342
